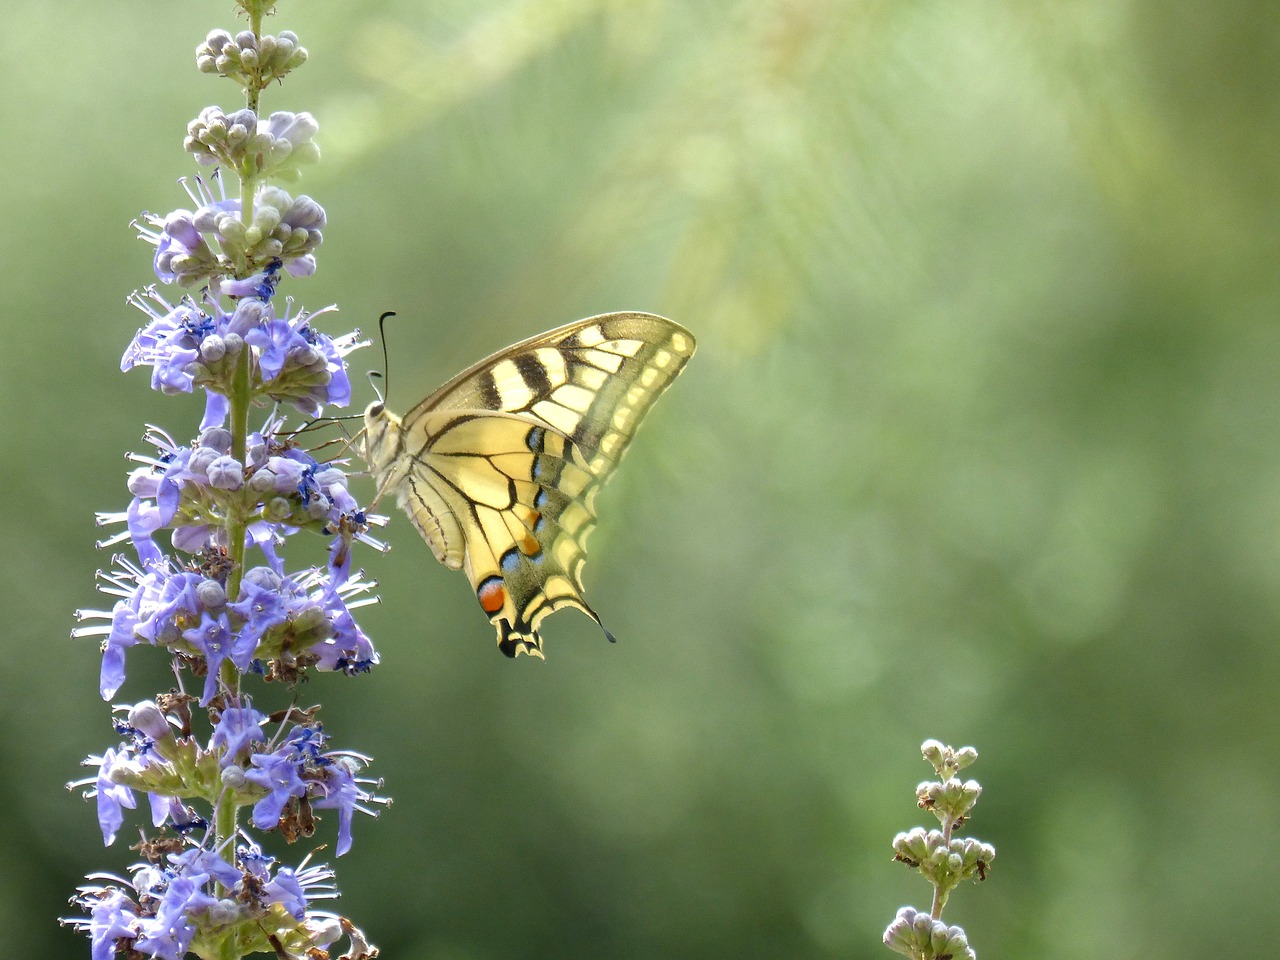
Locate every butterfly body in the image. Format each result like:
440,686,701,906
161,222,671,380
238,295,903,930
362,312,695,658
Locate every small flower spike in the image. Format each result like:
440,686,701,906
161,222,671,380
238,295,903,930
881,742,995,959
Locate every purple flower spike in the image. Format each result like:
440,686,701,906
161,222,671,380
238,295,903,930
74,20,383,956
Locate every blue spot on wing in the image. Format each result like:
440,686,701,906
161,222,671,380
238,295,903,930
500,548,521,574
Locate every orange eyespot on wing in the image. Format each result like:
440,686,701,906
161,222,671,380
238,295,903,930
476,576,507,615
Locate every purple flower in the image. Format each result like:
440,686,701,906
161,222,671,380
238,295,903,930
134,175,237,287
245,750,307,831
100,603,140,700
244,309,313,381
263,867,308,920
169,847,242,892
219,259,283,300
313,583,379,673
200,391,229,430
210,706,268,764
227,578,289,649
95,748,137,845
76,56,387,952
249,455,308,496
125,492,165,560
309,757,362,856
133,874,200,959
81,887,139,960
182,610,262,705
149,796,207,834
134,570,202,646
121,295,214,394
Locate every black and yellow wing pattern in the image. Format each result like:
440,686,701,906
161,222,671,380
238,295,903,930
361,312,695,658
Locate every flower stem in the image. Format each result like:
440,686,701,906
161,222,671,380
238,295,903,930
214,789,239,883
216,352,249,863
247,5,263,114
224,347,252,656
930,814,955,920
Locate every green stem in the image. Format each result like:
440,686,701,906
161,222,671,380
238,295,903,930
214,788,239,890
222,347,252,700
213,322,253,880
930,815,955,920
240,7,265,230
247,5,263,114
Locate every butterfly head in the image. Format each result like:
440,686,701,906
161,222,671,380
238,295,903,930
361,400,401,477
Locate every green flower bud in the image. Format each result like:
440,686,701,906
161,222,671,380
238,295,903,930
292,604,335,647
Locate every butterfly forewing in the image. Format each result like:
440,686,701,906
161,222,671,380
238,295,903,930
367,312,695,658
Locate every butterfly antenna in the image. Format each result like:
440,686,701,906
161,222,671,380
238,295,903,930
377,310,396,405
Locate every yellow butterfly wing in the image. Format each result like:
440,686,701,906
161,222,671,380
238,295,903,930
363,312,696,658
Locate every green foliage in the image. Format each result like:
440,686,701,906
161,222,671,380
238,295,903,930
2,0,1276,957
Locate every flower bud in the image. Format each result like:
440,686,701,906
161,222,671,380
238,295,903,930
207,455,244,491
263,497,293,522
246,438,267,468
188,445,221,478
199,334,226,363
242,566,282,592
307,917,343,948
306,493,331,520
126,467,161,498
172,523,211,553
292,604,335,646
207,899,241,926
196,578,226,610
128,701,172,741
198,427,233,454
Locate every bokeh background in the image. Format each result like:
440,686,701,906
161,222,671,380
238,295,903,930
2,1,1276,957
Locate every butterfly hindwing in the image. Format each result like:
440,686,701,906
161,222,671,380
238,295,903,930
364,312,695,658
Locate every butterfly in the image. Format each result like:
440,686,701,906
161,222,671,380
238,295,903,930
361,312,695,658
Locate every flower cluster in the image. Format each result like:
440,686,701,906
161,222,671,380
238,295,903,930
197,28,309,90
186,107,320,178
68,2,383,958
122,282,357,409
72,837,352,960
882,740,994,960
137,173,325,288
883,907,976,960
83,701,376,857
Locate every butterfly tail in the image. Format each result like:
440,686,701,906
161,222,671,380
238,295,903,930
492,599,615,659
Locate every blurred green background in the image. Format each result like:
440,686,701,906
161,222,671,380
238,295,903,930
2,1,1276,957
